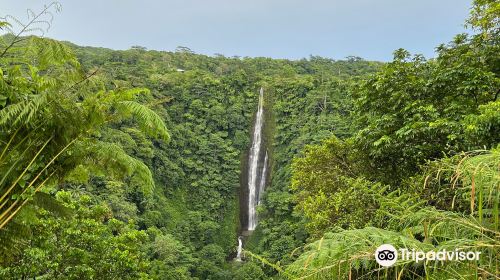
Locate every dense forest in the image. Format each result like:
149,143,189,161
0,0,499,279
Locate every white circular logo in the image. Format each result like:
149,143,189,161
375,244,398,267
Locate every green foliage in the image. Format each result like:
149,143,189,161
233,262,266,280
263,3,500,279
352,25,499,185
467,0,500,34
116,98,170,141
2,1,498,279
464,100,500,147
0,8,169,231
286,149,500,279
0,191,152,279
0,8,174,279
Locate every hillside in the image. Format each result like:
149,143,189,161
0,1,498,279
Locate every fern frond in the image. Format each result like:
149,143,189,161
286,227,429,279
0,92,49,127
31,192,72,218
27,37,80,69
68,140,155,196
116,101,170,141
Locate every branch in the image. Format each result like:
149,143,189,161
0,2,59,58
65,68,100,93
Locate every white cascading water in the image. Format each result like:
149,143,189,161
257,151,268,205
235,236,243,261
247,88,265,231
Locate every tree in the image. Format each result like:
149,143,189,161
0,6,168,235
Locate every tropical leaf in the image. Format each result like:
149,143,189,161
116,100,170,141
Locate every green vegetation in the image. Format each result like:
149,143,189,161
0,0,498,279
278,1,500,278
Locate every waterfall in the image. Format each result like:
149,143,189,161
235,236,243,261
236,88,268,261
258,151,268,205
247,88,265,231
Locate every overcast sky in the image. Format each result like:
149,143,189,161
1,0,472,61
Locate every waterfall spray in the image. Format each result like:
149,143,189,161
235,236,243,261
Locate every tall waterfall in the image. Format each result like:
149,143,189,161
247,88,265,231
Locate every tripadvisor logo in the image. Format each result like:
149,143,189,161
374,244,481,267
375,244,397,267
